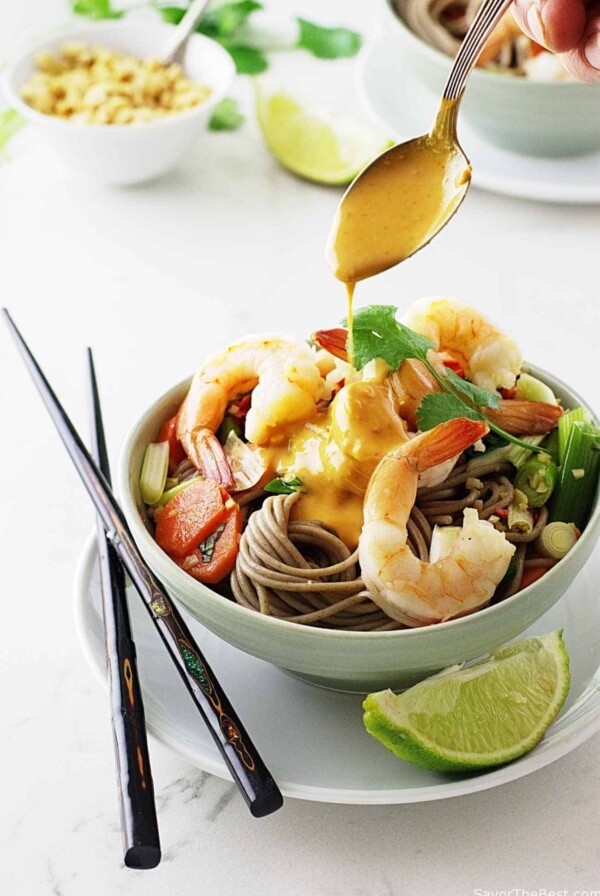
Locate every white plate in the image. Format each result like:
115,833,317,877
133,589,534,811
356,26,600,204
74,533,600,804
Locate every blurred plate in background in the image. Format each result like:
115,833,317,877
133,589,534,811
356,23,600,204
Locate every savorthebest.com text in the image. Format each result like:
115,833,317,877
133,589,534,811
474,889,600,896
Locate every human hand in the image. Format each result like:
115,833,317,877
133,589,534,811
512,0,600,80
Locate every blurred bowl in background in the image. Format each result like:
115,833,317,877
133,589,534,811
381,0,600,158
1,21,235,185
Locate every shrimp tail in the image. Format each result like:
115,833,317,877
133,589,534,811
483,400,563,435
181,426,235,490
312,328,349,362
401,418,489,472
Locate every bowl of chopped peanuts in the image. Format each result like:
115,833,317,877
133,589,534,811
1,20,236,184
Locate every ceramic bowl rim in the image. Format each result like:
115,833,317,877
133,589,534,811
0,20,236,132
118,361,600,644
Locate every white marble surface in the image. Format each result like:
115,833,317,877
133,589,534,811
1,1,600,893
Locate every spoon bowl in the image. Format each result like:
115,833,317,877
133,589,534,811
326,115,471,284
327,0,511,287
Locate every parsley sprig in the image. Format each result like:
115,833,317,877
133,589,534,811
349,305,540,455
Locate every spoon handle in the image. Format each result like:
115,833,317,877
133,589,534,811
443,0,513,100
159,0,211,66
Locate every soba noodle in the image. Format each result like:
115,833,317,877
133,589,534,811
230,458,552,629
393,0,547,75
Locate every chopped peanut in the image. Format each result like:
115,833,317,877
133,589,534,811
21,44,211,124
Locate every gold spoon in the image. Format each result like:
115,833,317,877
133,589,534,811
326,0,514,288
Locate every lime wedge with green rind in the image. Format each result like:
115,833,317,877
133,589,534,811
363,630,570,772
255,88,392,186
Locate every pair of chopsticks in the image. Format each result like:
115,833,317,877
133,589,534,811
3,310,283,870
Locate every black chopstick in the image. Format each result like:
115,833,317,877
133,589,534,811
3,309,284,819
87,348,161,870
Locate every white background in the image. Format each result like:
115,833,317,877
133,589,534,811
1,1,599,894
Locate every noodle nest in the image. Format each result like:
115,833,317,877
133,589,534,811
230,460,554,630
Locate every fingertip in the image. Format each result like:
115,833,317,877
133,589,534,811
542,0,588,53
511,0,587,53
563,38,600,82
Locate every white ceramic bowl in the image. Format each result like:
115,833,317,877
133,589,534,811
381,0,600,157
118,365,600,693
1,21,235,185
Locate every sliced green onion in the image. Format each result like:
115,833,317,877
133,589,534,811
429,526,461,563
140,442,169,505
550,421,600,529
505,434,545,469
466,445,510,475
541,428,560,463
507,493,534,534
513,455,558,508
536,522,578,560
516,372,558,406
153,475,202,508
558,407,590,464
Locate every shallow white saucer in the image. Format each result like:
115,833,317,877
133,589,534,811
74,533,600,804
356,25,600,204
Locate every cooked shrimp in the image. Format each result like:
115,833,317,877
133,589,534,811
178,333,324,449
177,334,325,470
485,399,563,434
314,328,441,429
359,418,515,626
388,357,441,428
404,297,523,392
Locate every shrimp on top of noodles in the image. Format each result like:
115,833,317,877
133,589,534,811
139,298,597,631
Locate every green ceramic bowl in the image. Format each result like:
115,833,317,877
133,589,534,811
381,0,600,158
118,364,600,693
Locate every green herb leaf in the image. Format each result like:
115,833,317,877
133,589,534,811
160,1,262,34
264,476,303,495
224,44,268,74
417,393,484,432
444,369,500,410
200,1,262,39
200,523,226,563
349,304,435,371
72,0,123,20
297,18,361,59
0,110,25,153
159,6,186,25
208,97,245,131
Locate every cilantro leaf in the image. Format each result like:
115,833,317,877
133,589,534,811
200,1,262,40
444,369,500,410
161,1,263,34
417,393,484,432
200,523,226,563
0,110,25,153
159,6,186,25
72,0,123,19
264,477,303,495
297,19,361,59
208,97,245,131
350,304,435,371
224,44,268,74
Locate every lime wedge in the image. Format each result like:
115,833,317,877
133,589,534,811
363,630,570,772
255,88,391,185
